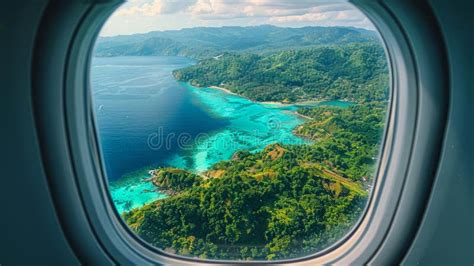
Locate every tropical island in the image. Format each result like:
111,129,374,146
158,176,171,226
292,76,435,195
172,43,388,104
95,25,389,260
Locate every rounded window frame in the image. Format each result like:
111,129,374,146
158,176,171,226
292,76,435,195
32,0,449,264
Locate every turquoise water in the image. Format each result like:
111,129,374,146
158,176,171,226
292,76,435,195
165,83,308,172
108,168,167,213
91,56,352,214
316,100,355,108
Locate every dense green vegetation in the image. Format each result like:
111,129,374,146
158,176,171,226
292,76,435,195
123,103,386,260
151,168,203,194
294,103,387,182
173,43,388,103
95,25,378,59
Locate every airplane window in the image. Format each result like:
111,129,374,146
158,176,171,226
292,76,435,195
90,0,390,261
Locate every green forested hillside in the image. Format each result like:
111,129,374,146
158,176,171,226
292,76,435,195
173,43,389,103
294,103,387,181
123,104,386,260
95,25,378,59
151,168,202,194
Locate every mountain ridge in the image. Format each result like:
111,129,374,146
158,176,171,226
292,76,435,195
94,25,380,59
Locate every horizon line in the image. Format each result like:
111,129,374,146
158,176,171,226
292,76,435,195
99,24,375,38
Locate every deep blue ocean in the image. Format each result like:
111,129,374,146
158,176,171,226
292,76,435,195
91,56,226,181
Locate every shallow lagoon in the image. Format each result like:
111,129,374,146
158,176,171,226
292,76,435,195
165,82,308,172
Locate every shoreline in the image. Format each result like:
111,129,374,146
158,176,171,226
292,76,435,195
288,111,313,120
261,100,329,107
205,85,323,106
189,82,355,107
204,83,340,107
208,85,239,96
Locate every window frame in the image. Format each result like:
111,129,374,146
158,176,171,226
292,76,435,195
31,0,449,264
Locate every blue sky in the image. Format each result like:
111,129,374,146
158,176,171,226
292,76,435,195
100,0,375,36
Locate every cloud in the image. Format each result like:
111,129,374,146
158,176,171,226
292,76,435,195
106,0,375,36
269,8,366,23
186,1,364,25
117,0,360,20
116,0,196,16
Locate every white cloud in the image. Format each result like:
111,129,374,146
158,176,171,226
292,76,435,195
186,1,366,25
269,9,365,23
102,0,375,36
116,0,196,16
